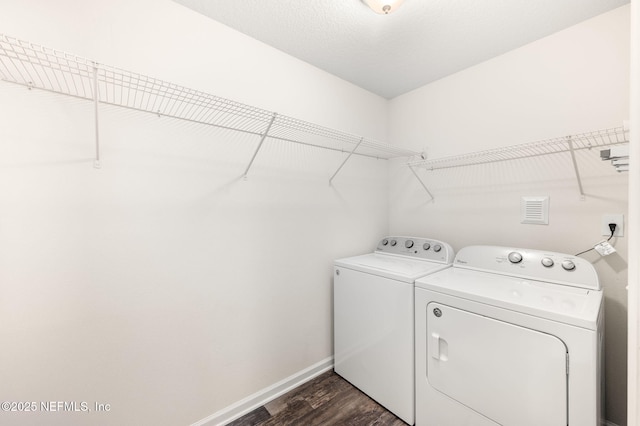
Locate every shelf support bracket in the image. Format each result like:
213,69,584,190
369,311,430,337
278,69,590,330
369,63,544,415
243,113,277,177
408,164,434,201
567,136,585,200
92,63,101,169
329,137,364,185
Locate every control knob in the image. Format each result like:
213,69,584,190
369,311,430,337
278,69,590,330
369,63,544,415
390,240,397,247
541,257,554,268
433,244,442,252
561,260,576,271
382,239,389,246
423,243,431,251
405,240,414,249
508,252,523,264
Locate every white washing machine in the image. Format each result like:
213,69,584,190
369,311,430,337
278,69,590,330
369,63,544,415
415,245,604,426
334,236,455,425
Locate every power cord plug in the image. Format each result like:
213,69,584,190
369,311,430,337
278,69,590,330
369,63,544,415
575,223,618,256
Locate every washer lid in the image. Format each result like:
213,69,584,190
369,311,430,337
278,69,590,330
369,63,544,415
335,253,452,283
415,267,602,329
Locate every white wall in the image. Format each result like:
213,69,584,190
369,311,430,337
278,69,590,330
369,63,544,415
627,0,640,423
389,5,630,425
0,1,390,425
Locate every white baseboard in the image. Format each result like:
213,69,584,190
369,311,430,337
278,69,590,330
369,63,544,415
191,356,334,426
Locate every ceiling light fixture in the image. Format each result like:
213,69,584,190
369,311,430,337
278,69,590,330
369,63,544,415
362,0,404,15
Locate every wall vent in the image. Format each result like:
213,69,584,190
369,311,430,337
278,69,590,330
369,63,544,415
521,196,549,225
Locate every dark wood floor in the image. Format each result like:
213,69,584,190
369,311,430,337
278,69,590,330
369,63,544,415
227,370,407,426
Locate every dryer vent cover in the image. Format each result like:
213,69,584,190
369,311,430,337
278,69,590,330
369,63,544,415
521,196,549,225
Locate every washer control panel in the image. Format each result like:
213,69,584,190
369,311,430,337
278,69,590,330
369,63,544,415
376,236,454,264
454,245,600,290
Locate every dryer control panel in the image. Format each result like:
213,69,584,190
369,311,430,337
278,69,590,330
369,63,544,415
453,245,600,290
376,236,454,264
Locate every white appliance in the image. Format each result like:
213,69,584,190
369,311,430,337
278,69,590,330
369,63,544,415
415,245,604,426
334,236,455,425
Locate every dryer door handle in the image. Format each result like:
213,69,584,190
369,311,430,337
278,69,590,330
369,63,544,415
430,332,448,361
430,333,441,359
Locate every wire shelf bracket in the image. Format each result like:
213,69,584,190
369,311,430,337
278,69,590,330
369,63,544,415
92,63,101,169
243,112,277,178
566,136,585,200
0,33,420,176
407,126,629,200
408,163,434,201
329,137,364,185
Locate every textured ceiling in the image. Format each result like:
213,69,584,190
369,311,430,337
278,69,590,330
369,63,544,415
173,0,629,99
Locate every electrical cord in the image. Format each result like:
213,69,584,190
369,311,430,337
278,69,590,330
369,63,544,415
575,223,617,256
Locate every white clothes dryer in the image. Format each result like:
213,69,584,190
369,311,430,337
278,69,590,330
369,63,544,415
334,236,454,425
415,245,604,426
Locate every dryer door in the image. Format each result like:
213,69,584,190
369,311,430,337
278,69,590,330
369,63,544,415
426,302,567,426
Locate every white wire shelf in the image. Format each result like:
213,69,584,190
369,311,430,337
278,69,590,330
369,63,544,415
407,126,629,200
0,34,418,177
407,127,629,170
